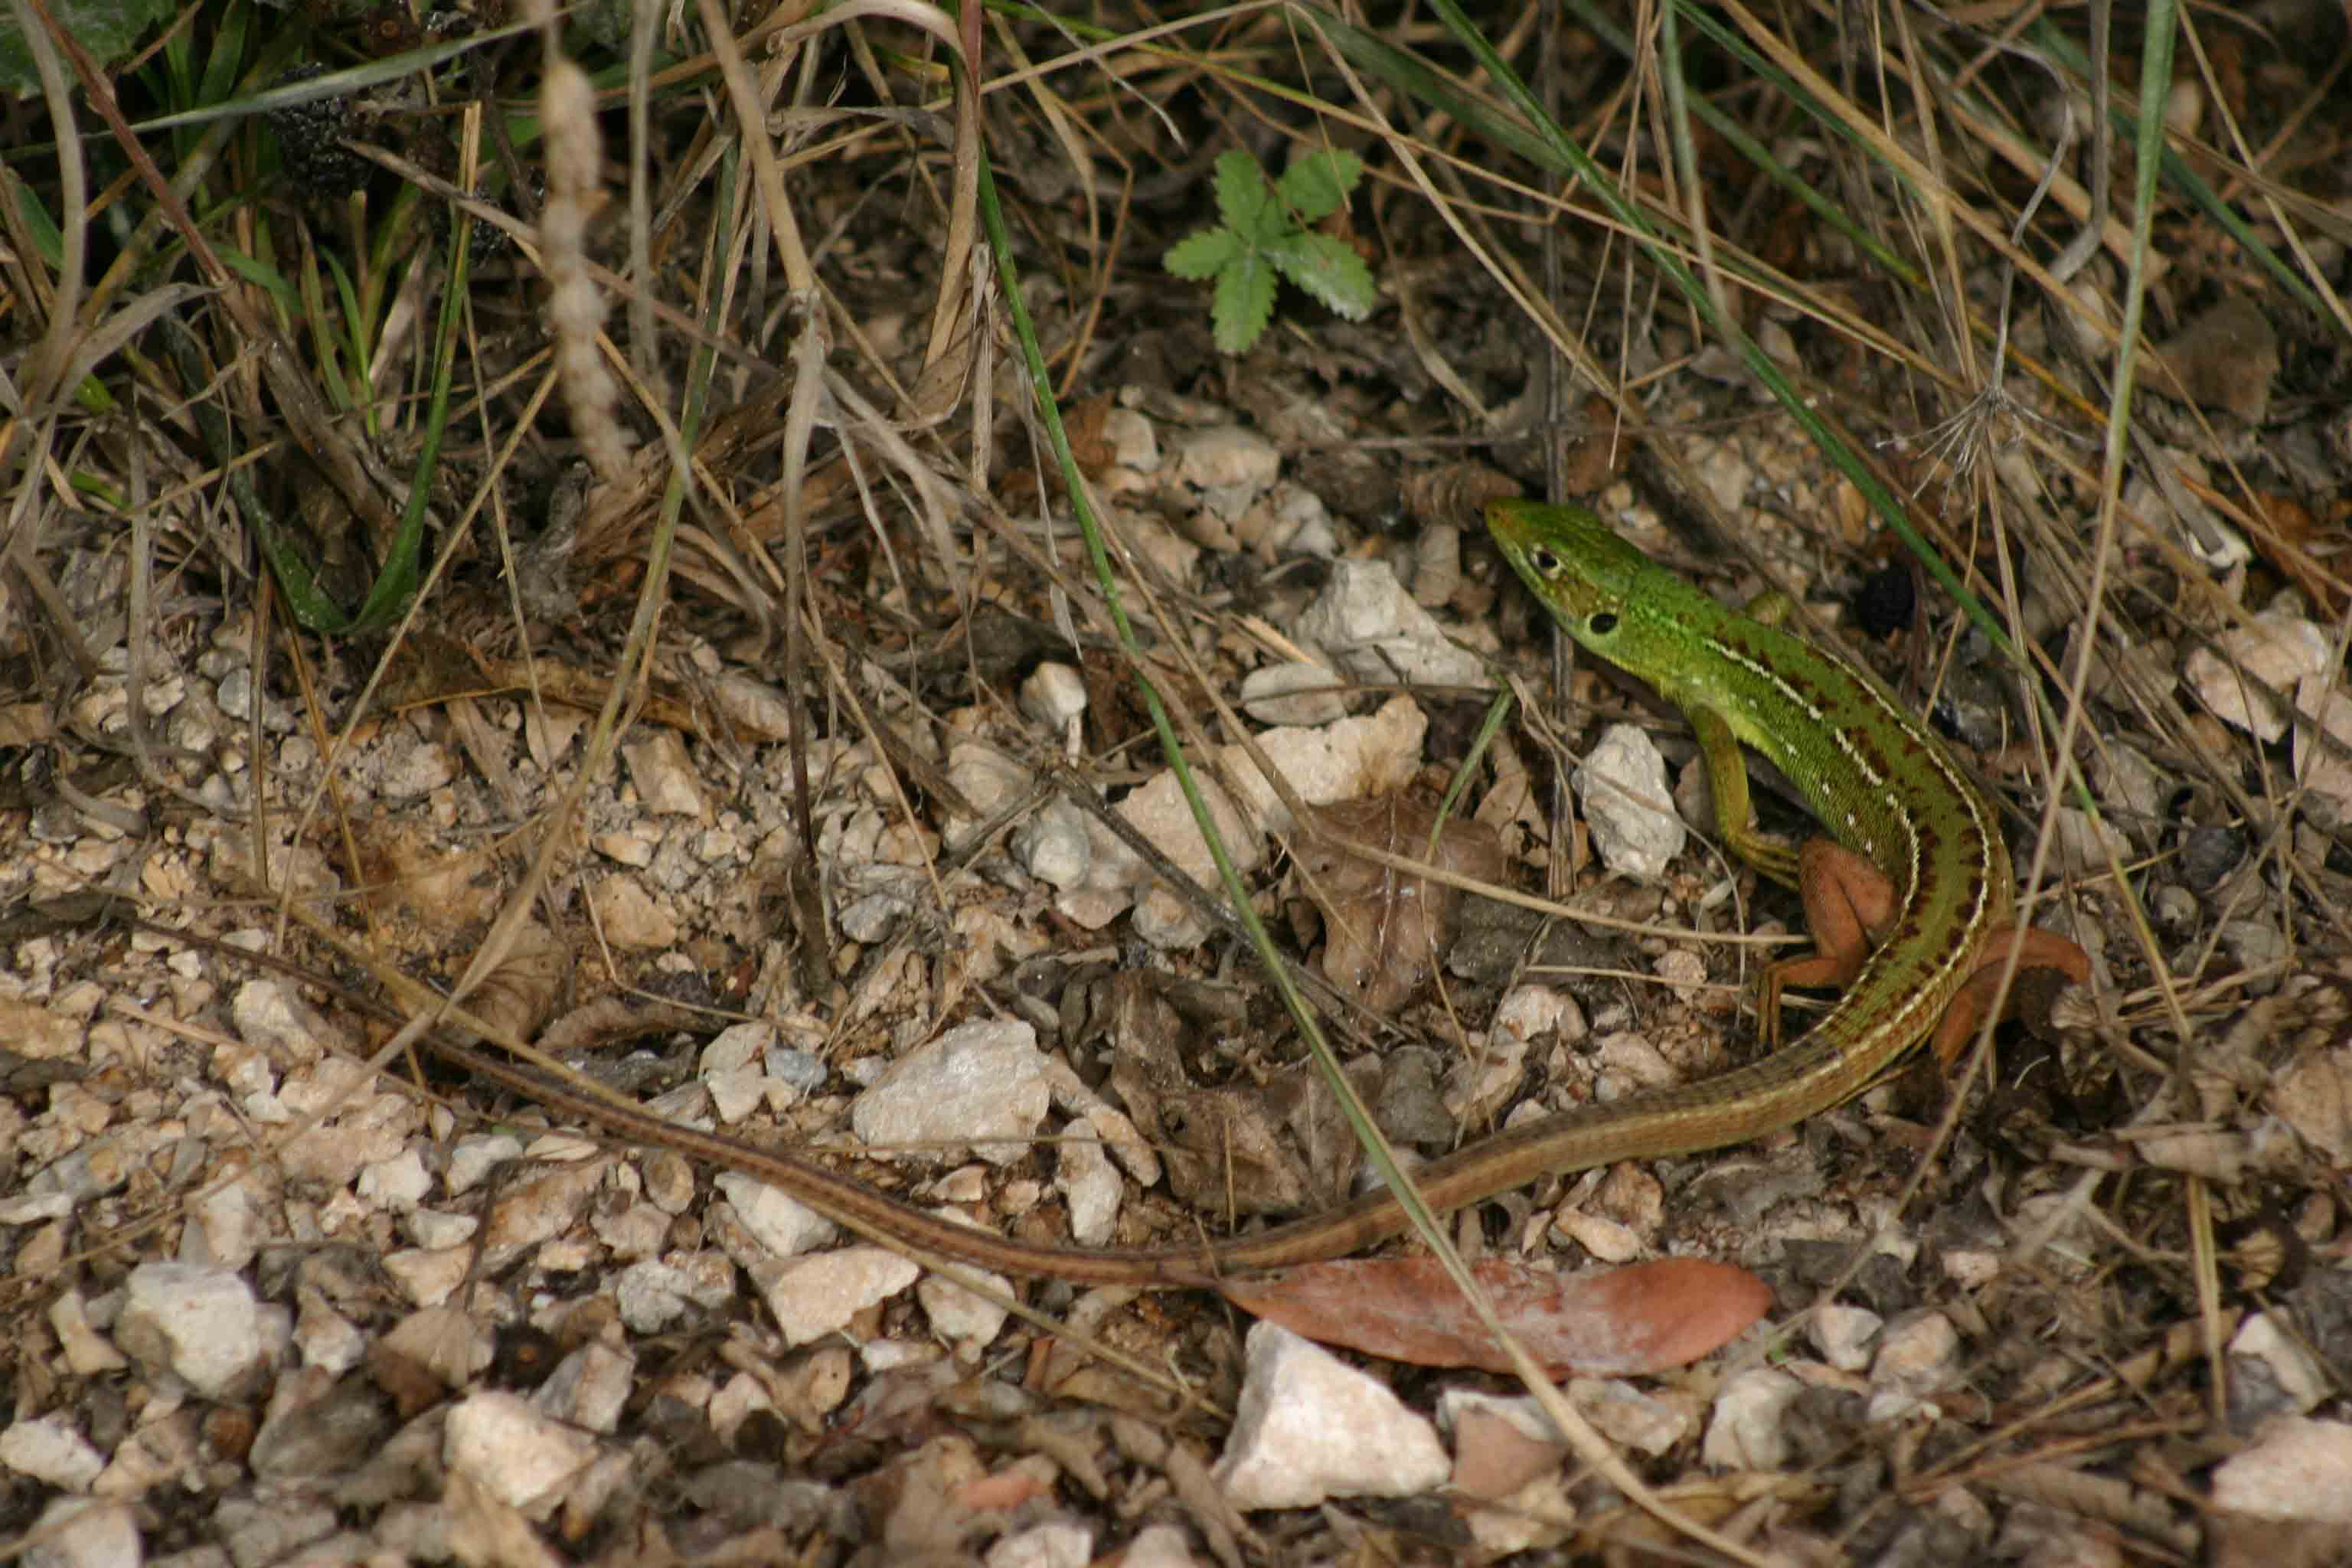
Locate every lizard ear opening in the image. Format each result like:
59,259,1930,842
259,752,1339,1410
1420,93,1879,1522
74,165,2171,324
1589,612,1619,635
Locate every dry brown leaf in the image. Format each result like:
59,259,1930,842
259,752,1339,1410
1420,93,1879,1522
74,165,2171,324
1558,396,1628,495
2243,490,2352,618
1295,794,1508,1014
999,392,1118,508
1220,1256,1772,1375
470,921,564,1045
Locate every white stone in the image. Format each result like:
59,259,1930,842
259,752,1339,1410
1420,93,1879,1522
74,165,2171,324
2210,1416,2352,1522
944,743,1034,851
1438,1387,1565,1449
1210,1323,1449,1510
383,1246,472,1308
589,1200,670,1261
182,1175,263,1270
28,1141,131,1206
2293,671,2352,813
114,1262,269,1399
593,828,656,867
1808,1304,1883,1373
715,1174,838,1258
358,1148,433,1210
377,737,456,799
1491,984,1583,1046
90,1406,200,1499
0,1414,105,1491
613,1258,734,1334
479,1158,606,1256
1119,1524,1200,1568
1053,1132,1122,1247
706,1067,769,1125
21,1498,138,1568
1691,437,1753,513
404,1210,479,1251
707,1372,774,1438
1014,800,1093,891
1019,662,1089,730
643,1151,697,1214
1701,1367,1802,1470
1577,724,1685,881
622,731,706,818
0,1191,73,1225
1095,771,1257,950
1054,695,1427,944
2230,1314,2330,1415
701,1021,776,1076
294,1289,367,1375
1569,1378,1690,1455
1168,424,1279,494
444,1390,599,1517
47,1292,126,1377
1101,407,1159,471
1294,560,1487,691
229,977,334,1062
534,1343,635,1434
851,1021,1050,1168
211,1495,337,1565
2048,807,2132,876
756,1247,920,1348
587,874,676,949
446,1133,524,1195
918,1266,1012,1350
1870,1310,1961,1401
1550,1209,1641,1263
985,1519,1093,1568
1240,662,1348,727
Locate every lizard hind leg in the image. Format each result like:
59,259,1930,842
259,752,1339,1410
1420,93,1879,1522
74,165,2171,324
1757,837,1903,1047
1926,924,2095,1068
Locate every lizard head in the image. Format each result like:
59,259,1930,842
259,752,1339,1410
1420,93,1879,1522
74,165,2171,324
1484,497,1720,690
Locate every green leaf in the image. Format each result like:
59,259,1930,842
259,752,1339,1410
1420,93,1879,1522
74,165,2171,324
196,0,249,107
1276,149,1363,224
1213,148,1282,243
0,0,175,96
249,508,355,633
1164,227,1241,280
1264,232,1377,321
8,176,63,269
216,247,299,313
1211,253,1277,354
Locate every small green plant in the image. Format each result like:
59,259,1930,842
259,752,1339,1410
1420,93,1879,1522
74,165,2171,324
1162,147,1375,354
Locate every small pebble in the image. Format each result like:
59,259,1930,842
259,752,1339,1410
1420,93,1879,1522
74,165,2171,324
1210,1323,1449,1510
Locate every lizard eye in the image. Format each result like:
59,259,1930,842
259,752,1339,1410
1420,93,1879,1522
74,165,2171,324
1589,612,1619,635
1528,547,1559,574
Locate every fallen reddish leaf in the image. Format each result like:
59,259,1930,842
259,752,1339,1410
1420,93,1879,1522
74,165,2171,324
1218,1256,1772,1376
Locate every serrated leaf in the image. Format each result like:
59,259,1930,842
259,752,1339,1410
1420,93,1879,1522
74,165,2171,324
1163,227,1242,280
1211,253,1276,354
1277,149,1364,224
1264,232,1377,321
1213,148,1282,244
